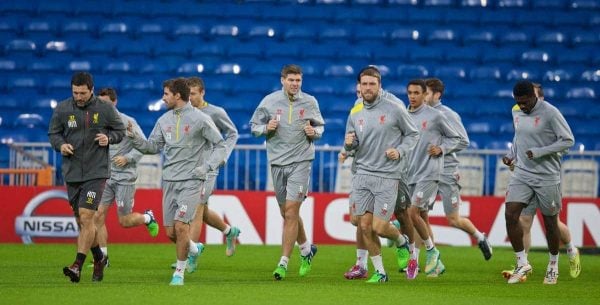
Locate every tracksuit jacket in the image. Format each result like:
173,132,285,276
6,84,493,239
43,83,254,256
250,89,325,166
48,95,125,183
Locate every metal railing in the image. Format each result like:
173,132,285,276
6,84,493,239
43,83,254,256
4,142,600,196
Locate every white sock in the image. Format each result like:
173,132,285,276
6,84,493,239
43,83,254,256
413,246,420,260
223,225,231,236
299,241,311,256
143,213,151,224
174,260,186,277
396,234,407,247
370,255,385,275
548,253,559,269
565,242,577,258
100,247,108,257
424,238,434,250
188,240,199,255
473,231,485,242
356,249,369,269
516,250,528,266
278,256,289,268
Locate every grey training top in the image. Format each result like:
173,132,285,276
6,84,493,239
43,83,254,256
250,88,325,166
131,103,226,182
109,111,145,184
430,100,470,175
344,92,419,180
198,102,239,177
407,103,463,184
510,100,574,186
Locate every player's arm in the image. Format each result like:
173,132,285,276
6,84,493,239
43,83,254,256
250,100,271,137
131,121,165,154
105,105,126,145
529,111,574,158
394,105,419,159
123,119,146,164
214,109,238,163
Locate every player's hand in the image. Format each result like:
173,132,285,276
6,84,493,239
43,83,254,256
502,156,515,171
60,143,74,156
112,155,128,167
526,150,534,160
345,132,356,146
267,119,278,132
304,120,315,137
427,144,442,157
338,151,348,163
95,133,109,146
385,148,400,160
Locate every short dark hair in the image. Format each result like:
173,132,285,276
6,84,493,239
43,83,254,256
513,80,535,97
281,64,302,78
98,87,117,102
425,78,444,96
71,72,94,90
163,77,190,101
407,79,426,92
186,76,205,91
357,65,381,83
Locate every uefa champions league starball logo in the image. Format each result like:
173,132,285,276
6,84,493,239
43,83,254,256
14,190,79,244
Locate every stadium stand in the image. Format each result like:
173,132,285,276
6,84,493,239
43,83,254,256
0,0,598,193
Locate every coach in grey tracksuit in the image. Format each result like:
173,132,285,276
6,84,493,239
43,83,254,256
250,64,324,280
344,67,419,281
503,81,574,281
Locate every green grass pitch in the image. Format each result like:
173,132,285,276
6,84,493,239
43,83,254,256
0,244,598,305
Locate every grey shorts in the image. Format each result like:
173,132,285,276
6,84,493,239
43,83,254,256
394,179,411,212
100,179,136,217
436,173,461,215
162,180,202,226
350,174,398,221
199,175,217,204
271,161,311,205
506,177,562,216
409,180,439,211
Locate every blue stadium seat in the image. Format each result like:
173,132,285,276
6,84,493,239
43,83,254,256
214,62,243,75
301,42,339,59
353,25,388,43
566,87,596,99
433,66,467,80
283,26,317,43
0,59,19,72
409,47,445,63
5,39,37,55
372,44,408,61
543,69,574,83
396,64,429,79
426,29,460,47
444,8,480,25
480,11,516,26
318,26,352,42
227,42,264,60
485,140,512,150
246,24,280,42
466,121,493,134
98,21,132,40
469,66,503,81
113,1,146,17
13,113,45,130
506,68,540,81
172,23,206,39
22,19,58,43
209,24,243,41
117,91,155,112
445,47,481,65
462,30,496,47
580,69,600,82
572,32,600,47
335,8,369,23
516,11,555,27
531,0,567,9
520,49,553,65
323,64,355,77
497,0,530,7
534,31,568,47
60,19,98,40
481,47,520,65
135,22,170,40
555,49,591,66
498,30,532,47
261,5,298,20
570,0,600,9
389,27,423,48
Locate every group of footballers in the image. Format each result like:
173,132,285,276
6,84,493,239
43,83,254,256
51,64,581,285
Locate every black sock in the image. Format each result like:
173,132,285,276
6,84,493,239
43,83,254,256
91,246,104,262
75,253,86,269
